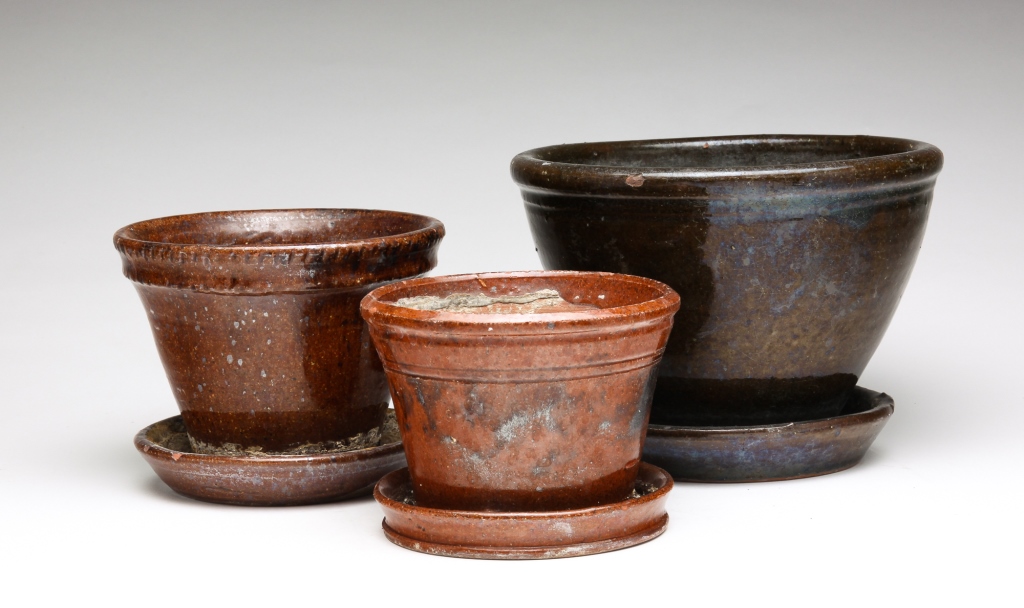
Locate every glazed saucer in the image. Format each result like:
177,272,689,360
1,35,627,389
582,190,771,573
642,386,894,483
134,414,406,506
373,462,672,559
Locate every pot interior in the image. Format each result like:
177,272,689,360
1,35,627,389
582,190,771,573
379,272,671,313
121,209,434,246
531,136,922,170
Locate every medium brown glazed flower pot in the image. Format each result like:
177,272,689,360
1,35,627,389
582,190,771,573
512,135,942,426
115,209,444,454
361,271,680,512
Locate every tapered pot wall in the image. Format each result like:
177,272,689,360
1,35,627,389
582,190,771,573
131,286,388,451
115,209,444,453
512,135,942,426
361,271,679,512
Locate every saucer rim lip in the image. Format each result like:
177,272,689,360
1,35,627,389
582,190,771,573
133,414,404,464
380,513,669,560
645,387,894,437
373,462,673,520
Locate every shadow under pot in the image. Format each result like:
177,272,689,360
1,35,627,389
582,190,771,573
361,271,680,512
114,209,444,454
511,135,943,426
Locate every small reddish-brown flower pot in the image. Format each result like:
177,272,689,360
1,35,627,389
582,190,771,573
361,271,679,512
115,209,444,453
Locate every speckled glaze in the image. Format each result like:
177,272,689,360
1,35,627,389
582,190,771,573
135,414,406,506
361,271,679,512
512,135,942,426
115,209,444,453
374,462,672,559
642,387,894,482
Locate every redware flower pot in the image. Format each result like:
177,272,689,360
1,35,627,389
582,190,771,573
512,135,942,426
361,271,679,511
114,209,444,453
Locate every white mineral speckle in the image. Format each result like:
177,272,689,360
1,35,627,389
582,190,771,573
226,355,233,363
234,322,239,328
261,370,267,378
237,359,243,366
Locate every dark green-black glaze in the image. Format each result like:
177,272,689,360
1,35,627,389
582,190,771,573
512,135,941,426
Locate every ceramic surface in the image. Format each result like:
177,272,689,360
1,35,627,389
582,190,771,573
512,135,942,426
135,414,406,506
115,209,444,453
642,387,894,482
361,271,679,511
374,463,672,559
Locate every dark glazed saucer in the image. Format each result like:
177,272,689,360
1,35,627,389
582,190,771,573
135,414,406,506
642,387,893,482
374,463,673,559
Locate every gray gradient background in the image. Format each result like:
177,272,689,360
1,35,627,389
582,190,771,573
1,1,1020,604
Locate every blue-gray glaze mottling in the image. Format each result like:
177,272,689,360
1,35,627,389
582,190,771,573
641,387,893,482
512,135,941,426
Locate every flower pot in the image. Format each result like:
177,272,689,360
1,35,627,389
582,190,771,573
361,271,679,512
115,209,444,454
512,135,942,426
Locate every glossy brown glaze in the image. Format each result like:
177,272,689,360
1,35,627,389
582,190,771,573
115,209,444,452
642,387,894,482
374,463,672,559
135,414,406,506
361,271,679,511
512,135,942,425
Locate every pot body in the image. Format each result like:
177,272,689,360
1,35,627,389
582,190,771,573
513,135,942,425
115,209,444,452
362,271,679,511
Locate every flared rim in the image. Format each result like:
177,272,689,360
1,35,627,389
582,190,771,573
114,208,445,293
361,270,680,333
511,134,943,197
114,208,444,256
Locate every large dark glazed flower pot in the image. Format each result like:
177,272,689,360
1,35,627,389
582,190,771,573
115,209,444,454
512,135,942,426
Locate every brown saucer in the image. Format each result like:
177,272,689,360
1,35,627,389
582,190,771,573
642,387,894,482
373,462,673,559
135,415,406,506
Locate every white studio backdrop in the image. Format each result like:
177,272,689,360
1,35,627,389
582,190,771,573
0,1,1020,605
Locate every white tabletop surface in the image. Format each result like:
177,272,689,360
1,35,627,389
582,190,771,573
2,1,1020,605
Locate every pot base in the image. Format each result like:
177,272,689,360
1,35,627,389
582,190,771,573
642,386,894,483
373,463,673,559
134,413,406,506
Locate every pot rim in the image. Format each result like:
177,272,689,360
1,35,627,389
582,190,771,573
361,270,680,333
114,208,443,256
114,208,445,293
511,134,943,197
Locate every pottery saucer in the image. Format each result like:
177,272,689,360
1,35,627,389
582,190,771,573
134,415,406,506
373,462,673,559
642,387,894,483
